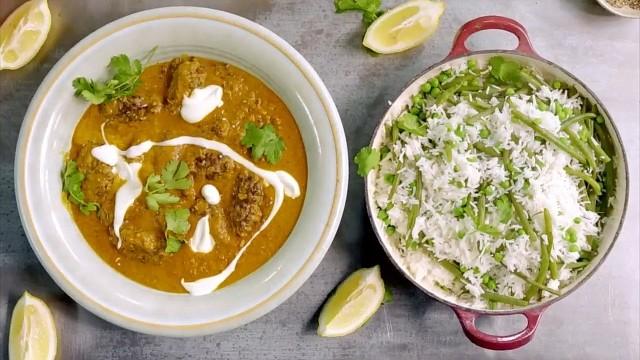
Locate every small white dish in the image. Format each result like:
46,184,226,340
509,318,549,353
14,7,348,336
595,0,640,18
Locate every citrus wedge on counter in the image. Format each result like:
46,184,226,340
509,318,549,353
0,0,51,70
318,265,385,337
363,0,445,54
8,291,57,360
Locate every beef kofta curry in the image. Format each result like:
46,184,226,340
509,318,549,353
63,53,307,294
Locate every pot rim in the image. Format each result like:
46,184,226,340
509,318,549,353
364,49,630,315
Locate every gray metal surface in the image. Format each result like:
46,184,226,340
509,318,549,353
0,0,638,359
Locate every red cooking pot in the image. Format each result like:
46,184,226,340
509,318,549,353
364,16,629,350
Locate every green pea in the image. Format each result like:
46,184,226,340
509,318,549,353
552,80,562,89
471,78,482,87
573,217,582,224
483,185,494,196
377,210,389,221
568,244,580,252
499,180,511,189
482,274,490,284
506,88,515,96
438,73,449,83
487,278,497,290
596,115,605,124
429,78,440,88
385,225,396,235
479,128,491,139
565,227,577,243
467,58,477,69
456,230,466,239
420,82,432,94
431,87,442,97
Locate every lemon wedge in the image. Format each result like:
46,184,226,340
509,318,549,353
318,266,385,337
363,0,445,54
0,0,51,70
8,291,57,360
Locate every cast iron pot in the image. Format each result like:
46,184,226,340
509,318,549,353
364,16,629,350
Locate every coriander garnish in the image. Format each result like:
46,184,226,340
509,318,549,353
241,122,285,164
62,160,99,215
72,47,157,105
354,146,380,177
144,160,192,211
335,0,384,25
164,208,191,253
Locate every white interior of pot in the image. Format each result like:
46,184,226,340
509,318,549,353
366,52,628,313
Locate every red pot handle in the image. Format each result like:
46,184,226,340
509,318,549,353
447,16,539,59
452,306,547,350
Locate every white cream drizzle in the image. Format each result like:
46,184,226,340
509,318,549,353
91,135,300,295
201,184,221,205
180,85,224,123
189,215,215,253
112,161,142,249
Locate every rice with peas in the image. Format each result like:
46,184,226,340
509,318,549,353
364,57,614,309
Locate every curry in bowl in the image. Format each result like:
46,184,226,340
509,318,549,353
62,53,307,294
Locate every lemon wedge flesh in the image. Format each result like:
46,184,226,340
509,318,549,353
9,291,57,360
0,0,51,70
363,0,445,54
318,265,385,337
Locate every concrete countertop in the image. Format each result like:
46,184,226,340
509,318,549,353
1,0,638,359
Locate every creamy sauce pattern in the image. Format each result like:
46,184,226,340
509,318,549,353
91,135,301,295
189,215,215,253
180,85,224,123
201,184,221,205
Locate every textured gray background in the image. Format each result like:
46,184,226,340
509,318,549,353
0,0,639,359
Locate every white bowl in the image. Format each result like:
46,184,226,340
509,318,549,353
595,0,640,18
14,7,348,336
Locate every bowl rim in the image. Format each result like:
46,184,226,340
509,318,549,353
595,0,640,18
14,6,348,335
364,49,630,315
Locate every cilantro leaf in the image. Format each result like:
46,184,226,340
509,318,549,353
335,0,383,25
165,208,191,235
396,113,426,136
109,54,142,90
241,122,285,164
62,160,98,214
72,50,153,105
161,160,192,190
489,56,522,86
335,0,380,13
144,174,164,193
495,195,513,224
354,146,380,177
146,192,180,212
144,161,192,211
165,236,183,253
363,9,384,25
